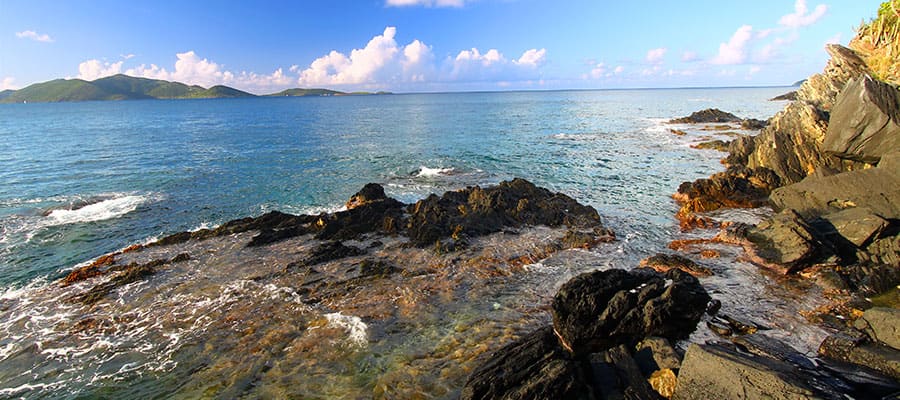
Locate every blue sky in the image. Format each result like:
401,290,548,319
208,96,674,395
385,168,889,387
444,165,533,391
0,0,884,93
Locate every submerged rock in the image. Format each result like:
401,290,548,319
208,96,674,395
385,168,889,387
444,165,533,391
551,268,710,354
640,253,713,277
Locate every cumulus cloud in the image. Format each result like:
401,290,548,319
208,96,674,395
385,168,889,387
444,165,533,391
15,30,53,43
298,27,417,86
385,0,466,7
1,77,17,90
646,48,667,64
78,60,124,80
779,0,828,28
515,48,547,67
711,25,753,65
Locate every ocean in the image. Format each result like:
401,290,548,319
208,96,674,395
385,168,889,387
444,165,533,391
0,88,805,398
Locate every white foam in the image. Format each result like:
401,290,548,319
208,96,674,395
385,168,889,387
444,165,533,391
325,312,368,347
45,195,148,226
415,166,455,177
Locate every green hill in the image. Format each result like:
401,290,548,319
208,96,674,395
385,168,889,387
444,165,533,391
0,74,256,103
265,88,344,97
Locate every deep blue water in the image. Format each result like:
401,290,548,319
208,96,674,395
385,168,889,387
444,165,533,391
0,88,787,287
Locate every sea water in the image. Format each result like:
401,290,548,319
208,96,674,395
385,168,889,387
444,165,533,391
0,88,798,398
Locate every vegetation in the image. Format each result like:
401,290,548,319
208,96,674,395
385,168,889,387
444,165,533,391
265,88,344,97
851,0,900,85
0,74,255,103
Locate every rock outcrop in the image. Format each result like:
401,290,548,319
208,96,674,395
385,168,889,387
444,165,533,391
669,108,741,124
823,75,900,164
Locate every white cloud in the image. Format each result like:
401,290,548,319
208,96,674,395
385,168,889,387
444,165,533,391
298,26,411,86
77,59,124,80
15,30,53,43
779,0,828,28
681,51,699,62
385,0,466,7
646,47,667,64
614,66,624,74
1,77,17,90
121,54,135,60
711,25,753,65
589,63,607,79
515,48,547,67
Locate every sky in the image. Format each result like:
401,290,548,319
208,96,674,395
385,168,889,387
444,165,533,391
0,0,885,94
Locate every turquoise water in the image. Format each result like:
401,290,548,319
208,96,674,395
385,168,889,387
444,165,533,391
0,88,786,288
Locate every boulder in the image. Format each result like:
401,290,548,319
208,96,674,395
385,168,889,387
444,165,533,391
690,139,729,152
819,330,900,380
740,118,767,130
674,166,779,224
589,345,662,400
820,207,889,248
769,153,900,220
640,253,712,277
746,209,832,272
460,326,594,400
769,91,798,101
673,343,839,400
839,263,900,296
633,336,682,375
406,178,602,248
551,268,710,354
345,183,390,210
316,188,406,241
669,108,741,124
854,307,900,351
824,75,900,164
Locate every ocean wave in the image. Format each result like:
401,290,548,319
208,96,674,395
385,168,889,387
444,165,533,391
44,195,149,226
325,312,368,347
413,166,455,178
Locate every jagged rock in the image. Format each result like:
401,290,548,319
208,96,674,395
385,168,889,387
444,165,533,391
634,336,682,375
770,91,798,101
460,326,594,400
640,253,712,277
345,183,389,210
820,207,889,248
740,118,767,130
551,268,710,354
690,139,729,152
819,330,900,380
72,254,190,305
673,166,779,227
673,343,841,400
824,75,900,164
769,152,900,220
854,307,900,351
590,345,662,400
746,209,833,272
316,189,406,241
406,178,602,248
839,263,900,296
669,109,741,124
796,44,870,111
291,241,365,268
862,235,900,266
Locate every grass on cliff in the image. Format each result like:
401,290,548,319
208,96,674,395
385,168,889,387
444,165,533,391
851,0,900,85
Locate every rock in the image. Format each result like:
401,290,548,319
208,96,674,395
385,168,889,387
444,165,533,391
640,253,712,277
819,330,900,380
551,268,710,354
291,241,365,268
648,369,677,399
460,326,594,400
769,153,900,220
673,166,779,225
562,229,614,249
673,343,840,400
746,209,833,272
690,140,729,152
740,118,767,130
345,183,389,210
863,235,900,266
406,178,603,248
796,44,870,111
669,109,741,124
72,254,189,305
634,336,682,374
592,345,662,400
770,91,798,101
840,263,900,297
670,128,687,136
824,75,900,164
820,207,889,248
854,307,900,351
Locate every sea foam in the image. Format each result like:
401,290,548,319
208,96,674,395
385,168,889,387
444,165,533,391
44,195,148,226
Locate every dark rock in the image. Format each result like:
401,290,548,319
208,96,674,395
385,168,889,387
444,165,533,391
746,209,833,272
345,183,389,210
673,166,779,229
640,253,712,277
769,152,900,220
854,307,900,351
819,331,900,380
551,268,710,354
673,343,841,400
824,75,900,164
690,139,729,152
705,299,722,316
406,178,603,248
316,194,405,242
817,358,900,399
863,234,900,266
460,326,594,400
840,263,900,296
740,118,767,130
731,334,817,371
357,258,399,278
669,109,741,124
633,336,682,375
770,91,798,101
292,241,365,268
592,345,662,400
72,254,188,305
820,207,889,248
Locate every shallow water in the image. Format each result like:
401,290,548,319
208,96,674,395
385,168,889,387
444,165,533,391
0,88,823,398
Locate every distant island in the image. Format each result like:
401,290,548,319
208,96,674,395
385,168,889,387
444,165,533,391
0,74,391,103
